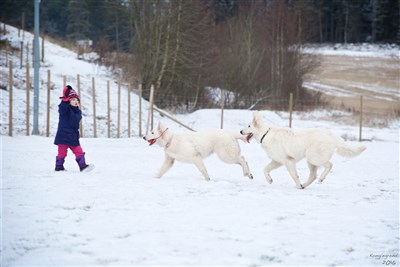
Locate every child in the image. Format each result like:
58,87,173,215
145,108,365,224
54,85,93,172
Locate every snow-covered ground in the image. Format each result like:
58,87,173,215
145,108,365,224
302,43,400,59
1,23,399,266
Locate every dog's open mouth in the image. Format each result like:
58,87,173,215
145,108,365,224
245,133,253,143
147,139,156,146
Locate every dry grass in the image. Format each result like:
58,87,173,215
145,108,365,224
305,54,400,115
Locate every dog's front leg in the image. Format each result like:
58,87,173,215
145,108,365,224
264,160,282,184
155,155,175,178
193,158,211,181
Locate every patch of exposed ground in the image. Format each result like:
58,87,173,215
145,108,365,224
304,55,400,116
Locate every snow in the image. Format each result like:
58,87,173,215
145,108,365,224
1,23,400,266
302,43,400,59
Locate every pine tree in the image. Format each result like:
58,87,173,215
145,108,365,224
66,0,90,41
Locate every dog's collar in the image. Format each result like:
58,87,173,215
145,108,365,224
260,128,270,143
165,135,173,148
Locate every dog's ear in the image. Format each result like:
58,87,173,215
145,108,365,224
158,121,166,132
252,111,261,126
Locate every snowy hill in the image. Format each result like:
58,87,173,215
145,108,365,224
1,23,399,266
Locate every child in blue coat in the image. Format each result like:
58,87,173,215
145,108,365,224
54,85,93,172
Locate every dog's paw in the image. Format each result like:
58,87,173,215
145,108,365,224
297,184,305,189
249,174,254,179
266,178,273,184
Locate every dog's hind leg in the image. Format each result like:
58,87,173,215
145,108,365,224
264,160,282,184
302,162,318,188
237,156,253,179
193,158,211,181
285,159,304,189
216,146,253,179
155,155,175,178
318,161,333,183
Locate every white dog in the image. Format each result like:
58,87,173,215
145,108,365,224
240,111,366,189
143,122,253,181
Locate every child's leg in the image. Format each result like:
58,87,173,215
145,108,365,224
70,145,91,171
69,145,84,158
55,145,68,171
57,144,69,158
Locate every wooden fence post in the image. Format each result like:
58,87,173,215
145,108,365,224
26,61,30,136
107,80,110,138
20,41,23,68
26,42,30,66
92,77,97,138
150,85,154,131
139,84,142,137
128,83,131,138
77,74,83,137
46,70,51,137
9,61,13,136
146,85,154,135
5,41,8,67
117,78,121,138
220,89,225,129
63,75,66,87
359,96,363,142
288,93,293,128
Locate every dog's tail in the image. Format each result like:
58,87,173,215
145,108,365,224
336,143,366,157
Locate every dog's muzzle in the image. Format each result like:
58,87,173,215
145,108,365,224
143,136,156,146
240,130,253,143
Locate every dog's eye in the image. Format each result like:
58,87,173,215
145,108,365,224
248,125,250,127
151,131,154,134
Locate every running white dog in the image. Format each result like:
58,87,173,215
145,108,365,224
240,111,366,189
143,122,253,181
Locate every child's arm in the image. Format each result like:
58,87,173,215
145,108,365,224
58,101,70,114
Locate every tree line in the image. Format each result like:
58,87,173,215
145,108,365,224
1,0,399,110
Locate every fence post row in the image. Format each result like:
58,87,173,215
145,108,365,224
5,57,367,141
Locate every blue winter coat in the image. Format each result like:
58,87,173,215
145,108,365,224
54,101,82,146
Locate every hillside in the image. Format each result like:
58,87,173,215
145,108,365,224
1,23,399,137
